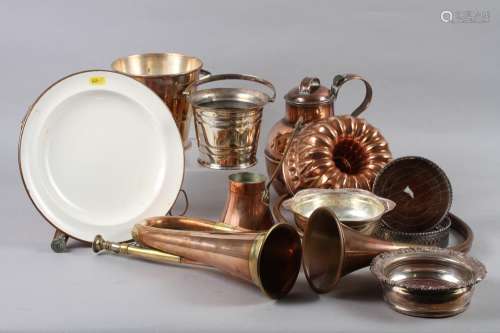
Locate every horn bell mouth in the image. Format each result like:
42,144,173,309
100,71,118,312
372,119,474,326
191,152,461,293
256,223,302,299
303,207,345,293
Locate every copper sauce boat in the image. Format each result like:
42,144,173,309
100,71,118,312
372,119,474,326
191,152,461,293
93,216,302,299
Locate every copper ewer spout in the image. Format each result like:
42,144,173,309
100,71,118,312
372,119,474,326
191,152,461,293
94,216,302,299
302,207,471,294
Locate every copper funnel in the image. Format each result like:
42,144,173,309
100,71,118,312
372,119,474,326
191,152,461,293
95,216,302,299
302,207,472,294
221,172,274,231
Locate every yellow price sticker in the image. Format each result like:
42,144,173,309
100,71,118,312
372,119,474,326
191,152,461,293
89,76,106,86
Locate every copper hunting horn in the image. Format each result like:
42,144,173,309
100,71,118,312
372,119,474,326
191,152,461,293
93,216,302,299
302,207,473,294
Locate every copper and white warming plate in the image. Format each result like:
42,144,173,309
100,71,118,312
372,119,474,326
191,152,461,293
19,70,184,242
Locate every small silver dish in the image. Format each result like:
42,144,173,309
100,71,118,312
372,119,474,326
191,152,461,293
371,248,486,318
282,188,395,231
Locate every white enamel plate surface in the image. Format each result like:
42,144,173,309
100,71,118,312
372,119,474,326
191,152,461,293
19,70,184,242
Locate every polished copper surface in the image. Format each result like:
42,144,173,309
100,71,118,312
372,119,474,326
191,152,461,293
185,74,275,169
111,53,207,148
132,219,302,299
93,234,207,267
284,77,334,106
301,207,472,294
221,172,274,231
371,248,486,318
282,116,391,194
265,74,372,195
264,100,331,194
143,215,246,232
93,216,244,267
372,156,452,232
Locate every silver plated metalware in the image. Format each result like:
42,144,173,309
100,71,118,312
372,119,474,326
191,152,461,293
184,73,275,170
282,188,395,231
372,215,452,247
371,247,486,318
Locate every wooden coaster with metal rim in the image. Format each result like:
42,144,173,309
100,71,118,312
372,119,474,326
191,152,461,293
372,156,452,232
373,215,451,247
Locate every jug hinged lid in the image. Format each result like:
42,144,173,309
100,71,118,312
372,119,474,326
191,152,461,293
284,77,333,106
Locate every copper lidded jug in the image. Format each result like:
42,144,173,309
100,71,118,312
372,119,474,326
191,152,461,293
264,74,373,195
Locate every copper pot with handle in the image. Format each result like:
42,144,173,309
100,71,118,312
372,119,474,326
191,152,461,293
264,74,373,195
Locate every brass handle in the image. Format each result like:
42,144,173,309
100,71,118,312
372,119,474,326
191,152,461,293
331,74,373,117
184,73,276,103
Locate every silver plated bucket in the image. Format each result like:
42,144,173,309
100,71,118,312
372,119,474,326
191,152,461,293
184,74,276,169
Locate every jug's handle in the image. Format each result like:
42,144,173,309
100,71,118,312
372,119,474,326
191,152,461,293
331,74,373,117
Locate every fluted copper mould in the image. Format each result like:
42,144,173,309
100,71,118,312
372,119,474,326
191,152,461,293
372,156,452,232
93,216,302,299
370,248,486,318
111,53,209,148
301,207,473,294
282,116,392,195
273,188,395,232
265,74,373,194
184,73,275,169
221,172,274,231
